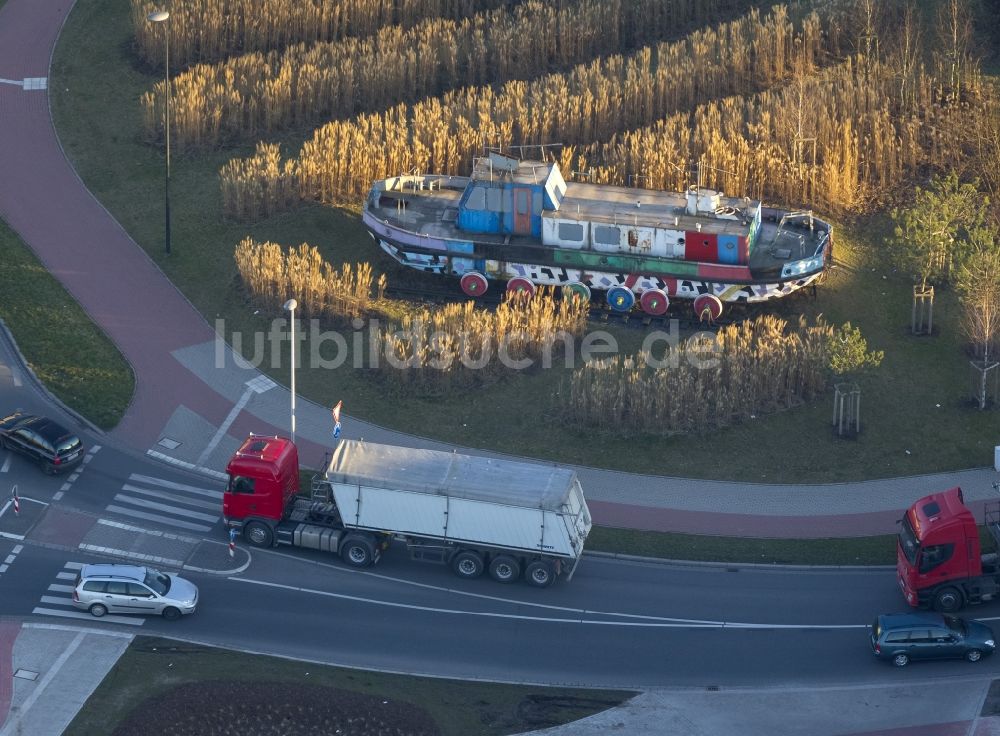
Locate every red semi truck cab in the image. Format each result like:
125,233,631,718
223,434,300,530
897,487,1000,612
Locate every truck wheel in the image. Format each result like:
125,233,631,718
488,555,520,583
341,535,376,567
525,560,555,588
244,521,274,548
451,551,484,579
932,587,964,613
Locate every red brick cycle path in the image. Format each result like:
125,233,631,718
0,0,248,450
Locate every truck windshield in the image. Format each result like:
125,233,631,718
898,514,919,565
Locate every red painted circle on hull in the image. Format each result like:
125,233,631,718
460,271,488,297
694,294,723,322
639,289,670,315
506,277,536,299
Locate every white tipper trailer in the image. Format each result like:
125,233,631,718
308,440,593,587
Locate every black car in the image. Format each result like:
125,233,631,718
0,411,84,474
871,612,996,667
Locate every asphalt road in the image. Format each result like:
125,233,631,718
3,541,1000,689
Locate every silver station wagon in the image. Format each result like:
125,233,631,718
72,564,198,620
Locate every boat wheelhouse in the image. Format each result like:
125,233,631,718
362,153,832,318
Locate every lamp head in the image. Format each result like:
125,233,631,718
283,299,298,311
147,10,170,22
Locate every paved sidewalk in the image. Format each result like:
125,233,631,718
521,680,1000,736
0,623,131,736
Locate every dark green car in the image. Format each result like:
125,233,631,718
871,612,995,667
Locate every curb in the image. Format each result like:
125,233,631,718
145,449,229,481
182,539,253,576
0,318,106,436
583,549,896,571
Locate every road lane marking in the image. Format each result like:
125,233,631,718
111,493,219,522
103,504,213,531
120,484,220,510
250,547,807,625
46,584,74,593
128,474,223,497
0,456,9,473
229,576,866,630
39,595,73,606
56,572,76,581
30,608,144,626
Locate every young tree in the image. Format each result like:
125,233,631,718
955,228,1000,409
934,0,976,105
826,322,884,376
889,172,990,289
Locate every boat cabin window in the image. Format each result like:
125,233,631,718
558,223,584,241
594,225,620,246
465,186,487,210
486,188,503,211
628,230,638,248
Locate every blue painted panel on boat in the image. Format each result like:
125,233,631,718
458,208,502,234
475,259,486,271
452,257,475,274
717,235,739,264
452,241,474,254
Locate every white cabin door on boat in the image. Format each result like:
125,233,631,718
513,187,532,234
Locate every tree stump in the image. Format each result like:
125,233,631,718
912,285,934,335
832,382,861,437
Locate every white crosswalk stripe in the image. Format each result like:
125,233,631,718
32,562,145,627
101,473,225,532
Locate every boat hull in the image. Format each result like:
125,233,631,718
375,235,822,304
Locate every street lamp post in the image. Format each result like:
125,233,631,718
147,10,171,255
283,299,298,444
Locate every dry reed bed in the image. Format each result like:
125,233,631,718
223,33,985,222
220,5,827,219
234,237,385,322
142,0,754,149
131,0,514,69
372,290,590,393
562,315,832,435
559,55,987,214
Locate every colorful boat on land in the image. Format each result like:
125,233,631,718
362,153,832,319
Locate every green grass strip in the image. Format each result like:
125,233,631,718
0,218,133,430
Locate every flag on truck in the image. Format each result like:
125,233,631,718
332,400,343,439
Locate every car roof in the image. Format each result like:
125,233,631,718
24,416,75,443
80,564,148,581
2,412,76,442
